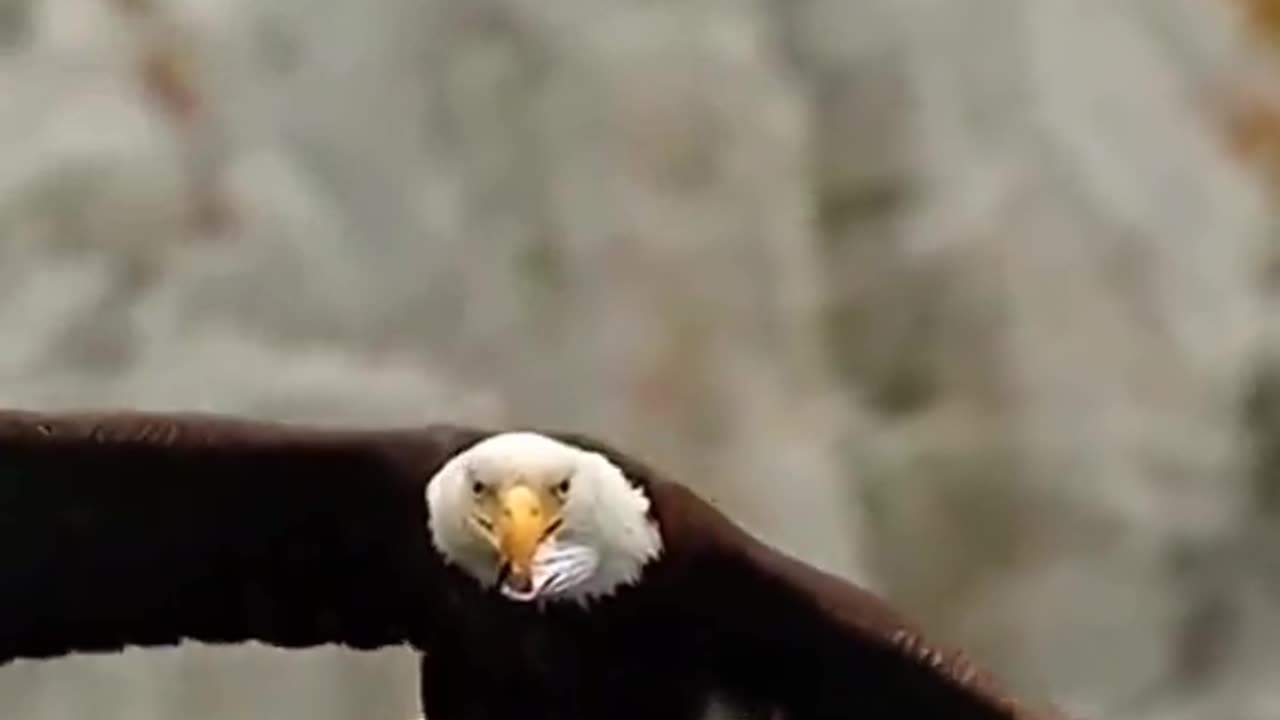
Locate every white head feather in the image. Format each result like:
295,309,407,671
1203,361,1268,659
425,432,663,604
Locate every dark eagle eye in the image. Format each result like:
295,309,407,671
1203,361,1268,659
554,477,571,496
471,480,486,497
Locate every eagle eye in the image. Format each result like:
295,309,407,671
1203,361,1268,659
470,479,486,497
554,477,571,496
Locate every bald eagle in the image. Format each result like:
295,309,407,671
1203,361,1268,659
0,408,1061,720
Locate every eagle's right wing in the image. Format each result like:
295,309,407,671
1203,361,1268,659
0,408,488,665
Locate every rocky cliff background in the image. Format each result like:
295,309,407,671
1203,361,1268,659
0,1,1277,718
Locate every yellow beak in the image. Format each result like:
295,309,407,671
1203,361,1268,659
495,484,558,592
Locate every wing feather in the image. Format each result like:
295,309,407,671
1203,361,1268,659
645,479,1065,720
0,408,487,665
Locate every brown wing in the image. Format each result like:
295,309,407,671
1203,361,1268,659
644,478,1066,720
0,408,489,665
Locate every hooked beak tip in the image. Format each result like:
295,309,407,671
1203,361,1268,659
504,569,534,594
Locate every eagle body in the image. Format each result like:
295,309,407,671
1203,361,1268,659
0,409,1063,720
419,579,710,720
418,545,1005,720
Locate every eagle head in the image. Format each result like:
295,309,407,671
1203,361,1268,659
425,432,663,604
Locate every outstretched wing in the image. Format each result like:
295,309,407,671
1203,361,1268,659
0,408,488,665
645,479,1063,720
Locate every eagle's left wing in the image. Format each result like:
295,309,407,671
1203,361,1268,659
644,477,1066,720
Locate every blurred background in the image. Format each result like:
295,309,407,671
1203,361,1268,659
1,0,1280,718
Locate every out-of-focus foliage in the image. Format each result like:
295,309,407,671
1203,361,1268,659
0,1,1276,719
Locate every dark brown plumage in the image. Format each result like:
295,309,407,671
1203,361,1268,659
0,408,1061,719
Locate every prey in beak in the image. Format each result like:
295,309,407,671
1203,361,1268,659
469,481,564,598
